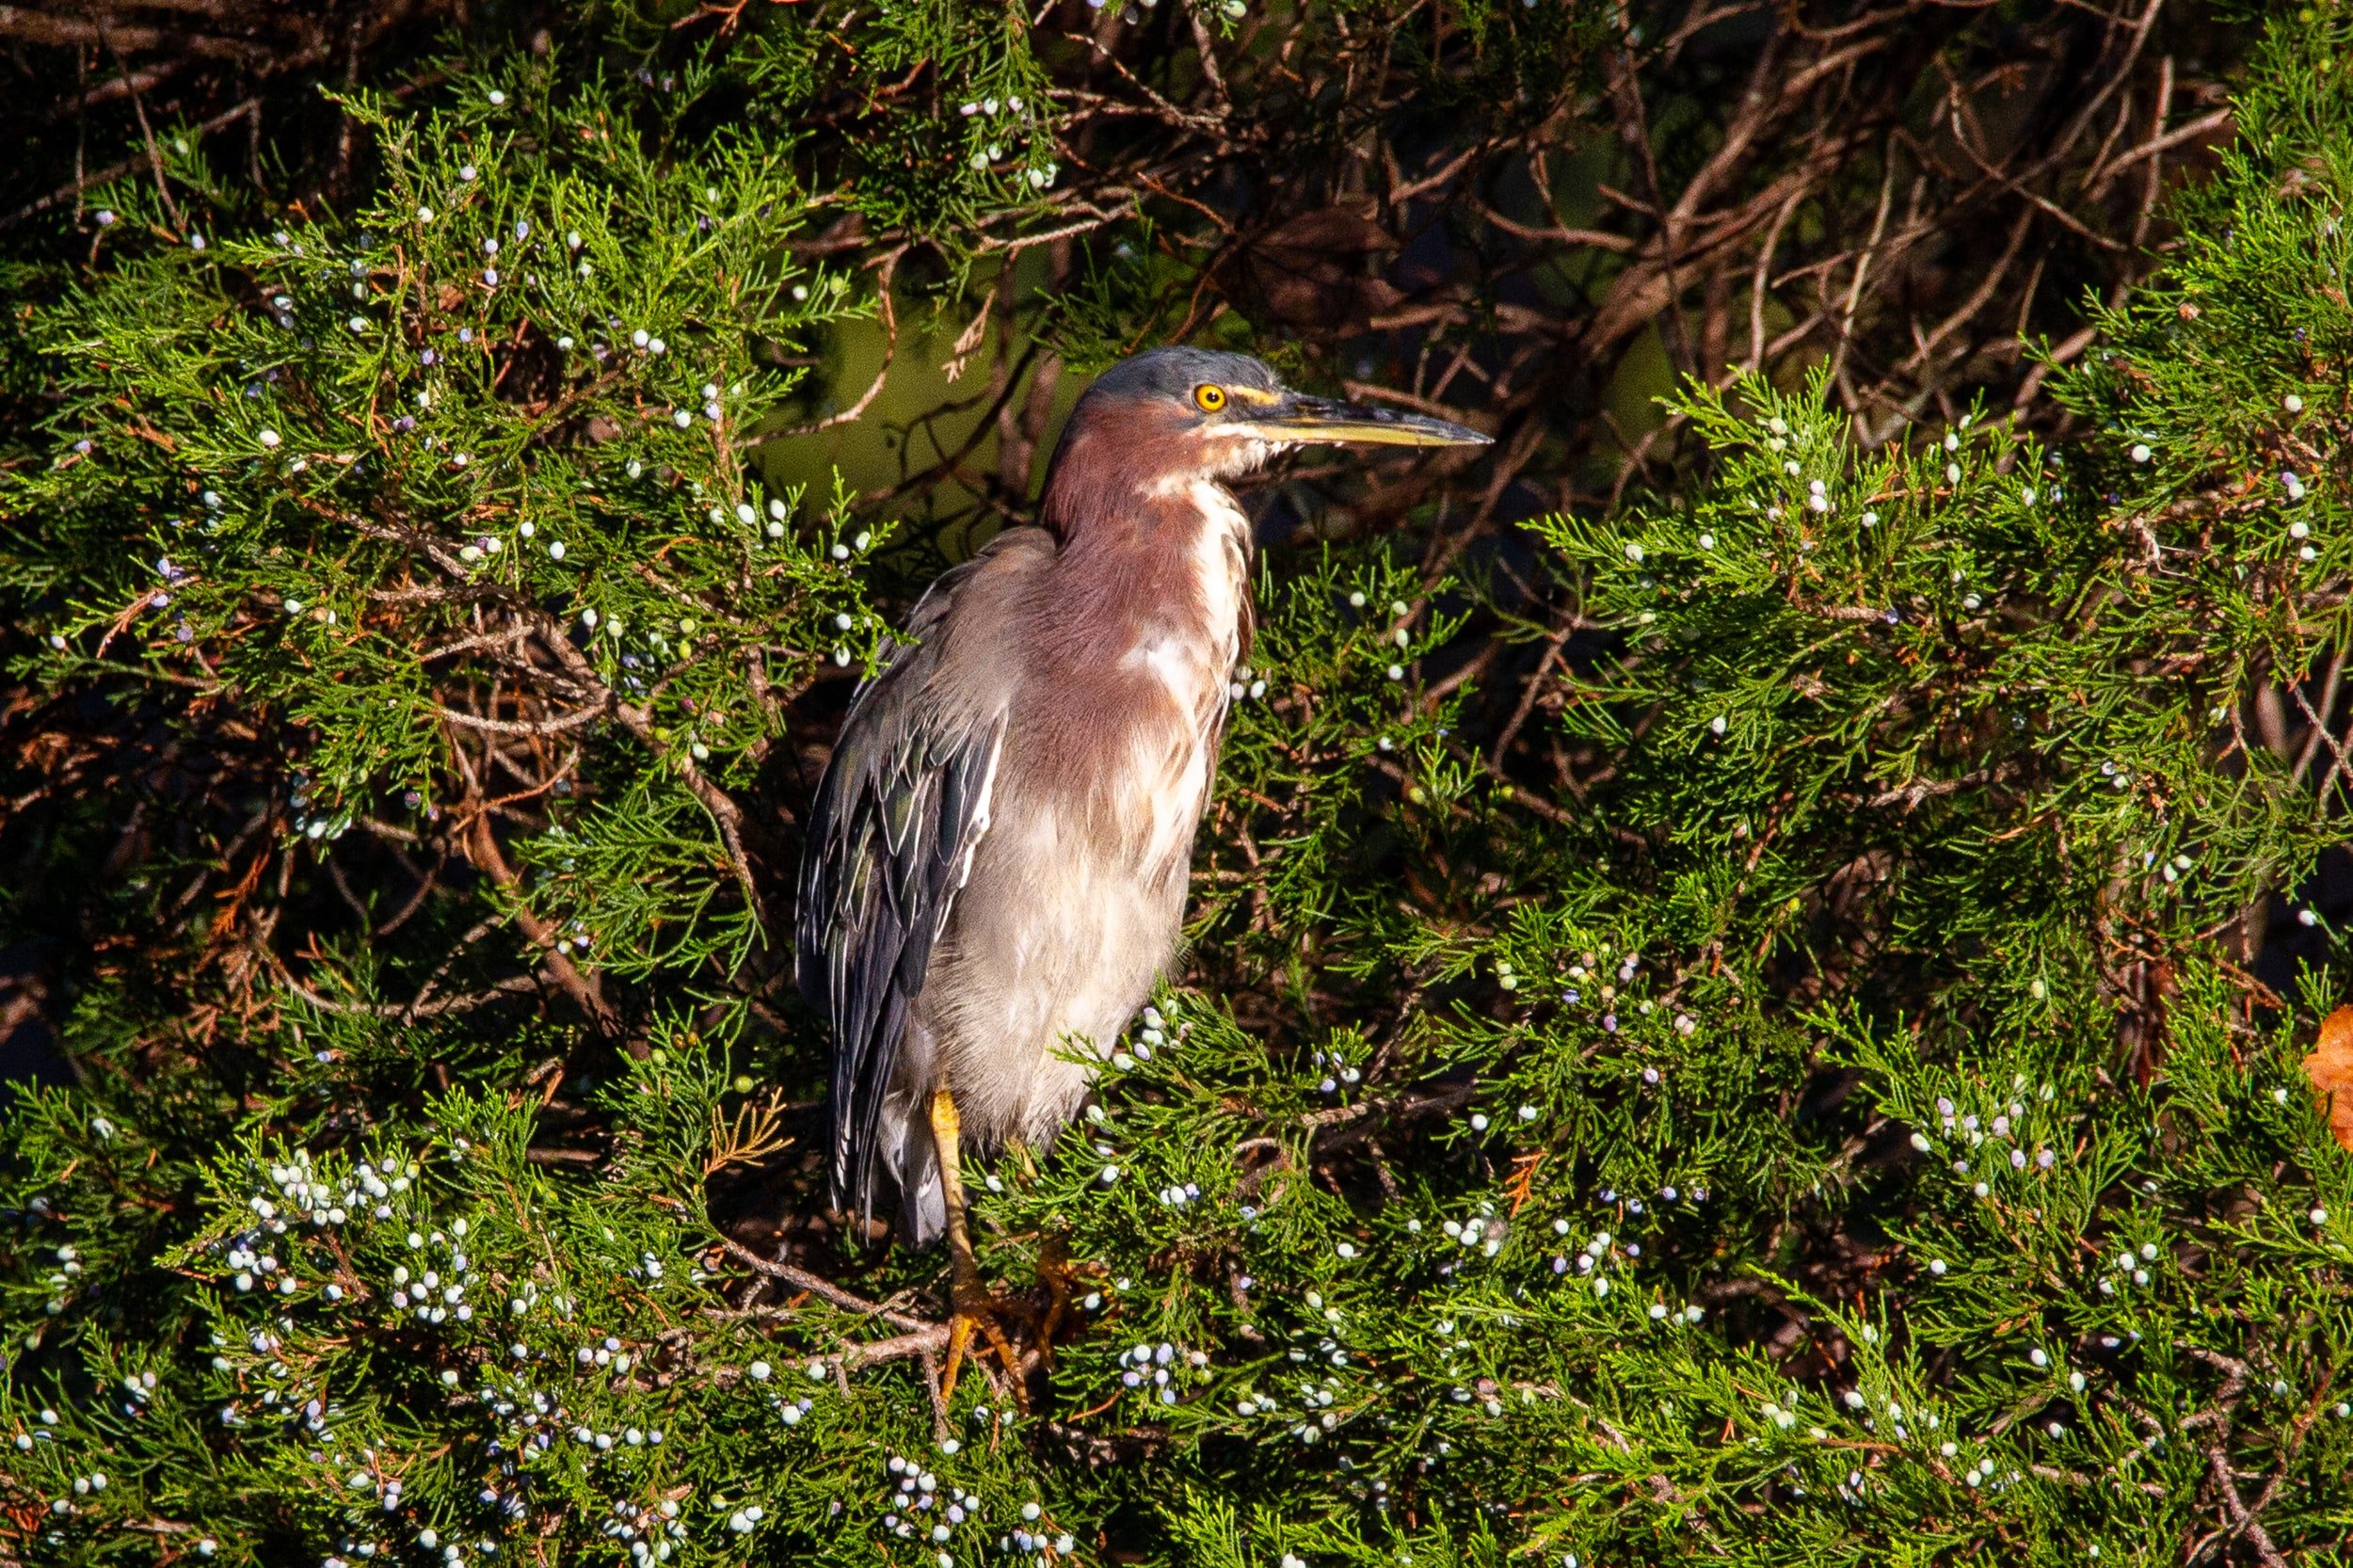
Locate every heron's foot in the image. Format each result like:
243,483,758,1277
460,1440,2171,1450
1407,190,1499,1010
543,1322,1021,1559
1028,1234,1076,1369
940,1250,1020,1406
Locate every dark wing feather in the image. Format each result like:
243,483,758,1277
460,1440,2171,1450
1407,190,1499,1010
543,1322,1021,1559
795,553,1010,1225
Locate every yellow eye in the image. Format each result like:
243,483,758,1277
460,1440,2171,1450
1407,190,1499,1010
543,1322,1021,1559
1193,383,1227,413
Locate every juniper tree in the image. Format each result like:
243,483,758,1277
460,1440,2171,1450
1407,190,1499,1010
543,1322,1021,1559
2,2,2351,1567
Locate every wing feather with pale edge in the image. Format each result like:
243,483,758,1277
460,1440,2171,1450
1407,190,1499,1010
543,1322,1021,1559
795,547,1015,1226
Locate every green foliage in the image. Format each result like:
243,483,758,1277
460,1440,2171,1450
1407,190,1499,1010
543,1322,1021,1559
5,5,2353,1568
13,67,864,788
0,56,893,1050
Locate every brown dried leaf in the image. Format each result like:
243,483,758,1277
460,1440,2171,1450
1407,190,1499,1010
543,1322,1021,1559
1224,200,1405,330
2301,1006,2353,1151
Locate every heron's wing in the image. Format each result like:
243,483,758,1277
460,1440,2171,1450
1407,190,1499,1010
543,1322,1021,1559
794,533,1039,1224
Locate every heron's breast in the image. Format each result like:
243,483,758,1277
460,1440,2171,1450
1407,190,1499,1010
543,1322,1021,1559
1175,479,1251,667
1115,482,1248,704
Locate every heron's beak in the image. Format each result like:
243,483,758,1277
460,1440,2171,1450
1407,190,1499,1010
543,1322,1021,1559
1234,392,1491,449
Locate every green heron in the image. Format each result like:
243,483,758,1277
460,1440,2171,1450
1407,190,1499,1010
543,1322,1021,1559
795,346,1486,1386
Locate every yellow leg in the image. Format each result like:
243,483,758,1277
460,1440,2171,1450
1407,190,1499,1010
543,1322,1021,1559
931,1086,1016,1404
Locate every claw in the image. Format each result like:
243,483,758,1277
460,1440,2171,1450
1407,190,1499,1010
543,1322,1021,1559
940,1312,977,1405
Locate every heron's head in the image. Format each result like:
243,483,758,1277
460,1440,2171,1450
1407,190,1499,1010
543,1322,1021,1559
1043,347,1488,531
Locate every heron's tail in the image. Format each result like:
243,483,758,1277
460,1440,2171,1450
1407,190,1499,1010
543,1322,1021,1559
874,1091,947,1249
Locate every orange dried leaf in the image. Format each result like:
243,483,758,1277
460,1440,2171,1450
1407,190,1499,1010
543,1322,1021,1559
2300,1005,2353,1152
